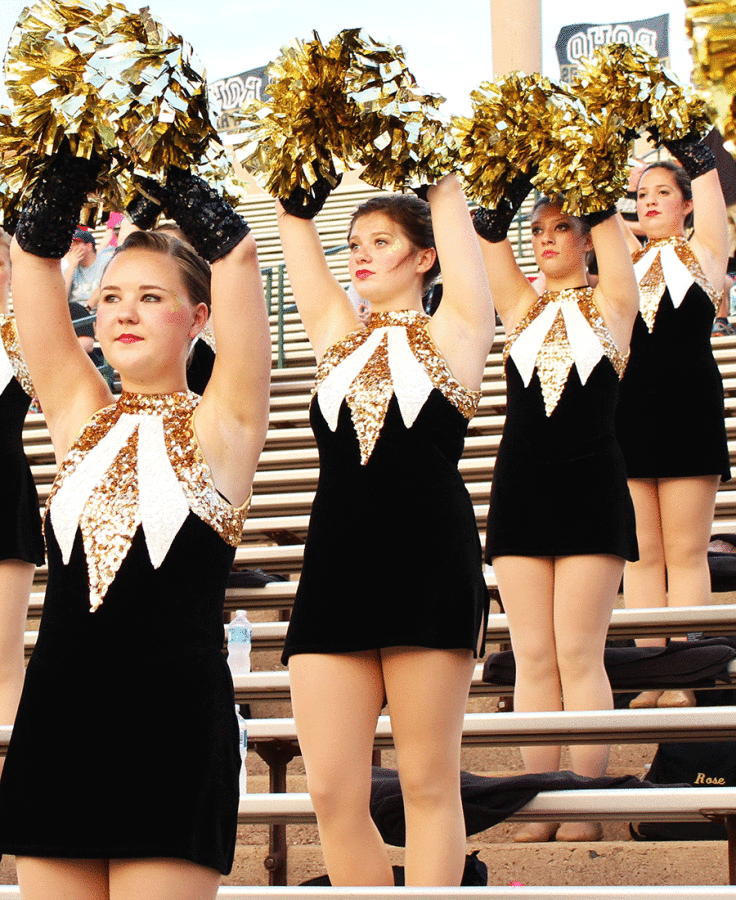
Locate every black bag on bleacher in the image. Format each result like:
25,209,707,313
630,741,736,840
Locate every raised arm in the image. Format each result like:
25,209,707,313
147,167,271,508
276,176,359,360
666,135,729,292
11,146,113,459
589,209,640,351
425,175,494,390
471,172,539,332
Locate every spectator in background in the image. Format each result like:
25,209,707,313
61,227,115,309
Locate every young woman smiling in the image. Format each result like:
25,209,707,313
474,181,639,843
0,147,270,900
615,141,730,710
277,177,494,886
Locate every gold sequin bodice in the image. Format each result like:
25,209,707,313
633,236,721,332
0,314,34,398
504,287,628,416
46,391,249,611
313,309,481,465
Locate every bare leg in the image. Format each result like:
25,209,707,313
553,554,623,776
381,647,475,886
493,556,560,841
109,858,220,900
288,651,393,886
659,475,719,611
493,556,560,772
0,559,35,774
16,857,109,900
623,479,667,650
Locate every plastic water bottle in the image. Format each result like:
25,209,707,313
235,704,248,794
228,609,252,675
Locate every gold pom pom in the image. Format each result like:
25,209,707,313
4,0,222,209
233,28,454,196
572,41,711,142
686,1,736,152
454,72,628,215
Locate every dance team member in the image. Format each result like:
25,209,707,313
616,138,730,709
475,181,639,842
0,145,270,900
278,175,493,886
0,228,44,770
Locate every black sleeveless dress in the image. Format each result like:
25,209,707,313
0,315,44,565
0,391,248,874
485,288,638,561
615,236,730,481
282,310,489,662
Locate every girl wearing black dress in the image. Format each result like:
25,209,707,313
474,185,639,842
0,148,270,899
0,228,44,769
616,141,730,709
278,176,494,886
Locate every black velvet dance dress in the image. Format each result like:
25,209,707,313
485,287,638,561
615,236,730,482
0,391,248,874
0,315,44,566
282,310,489,662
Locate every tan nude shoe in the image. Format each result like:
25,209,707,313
629,690,663,709
555,821,603,842
657,689,696,708
513,822,559,843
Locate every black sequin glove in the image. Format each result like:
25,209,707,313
580,206,617,229
410,185,431,202
472,170,535,243
125,178,168,230
15,142,102,258
662,135,717,180
162,167,251,264
279,172,342,220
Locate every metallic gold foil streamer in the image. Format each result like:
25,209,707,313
232,28,455,197
453,72,629,215
573,41,711,143
3,0,228,213
686,1,736,152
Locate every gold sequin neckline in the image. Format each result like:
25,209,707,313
0,314,34,398
504,287,627,416
633,236,721,332
314,309,480,464
47,390,249,611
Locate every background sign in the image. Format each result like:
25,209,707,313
555,14,670,83
209,65,269,133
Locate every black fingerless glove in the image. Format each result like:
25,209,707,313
580,205,617,229
279,172,342,220
162,167,251,264
125,178,168,230
662,134,717,180
15,142,102,258
472,170,535,243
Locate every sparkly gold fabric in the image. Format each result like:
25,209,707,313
504,288,628,416
634,236,721,332
314,309,480,465
46,391,249,611
0,315,34,398
686,1,736,150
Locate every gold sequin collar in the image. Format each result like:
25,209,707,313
0,315,34,398
633,235,721,332
47,390,249,612
504,287,628,416
314,309,481,464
